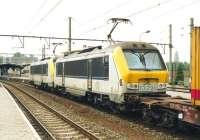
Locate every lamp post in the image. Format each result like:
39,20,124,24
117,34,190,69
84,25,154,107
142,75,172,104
139,30,150,41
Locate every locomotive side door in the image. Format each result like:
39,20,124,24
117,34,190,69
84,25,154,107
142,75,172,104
87,59,92,91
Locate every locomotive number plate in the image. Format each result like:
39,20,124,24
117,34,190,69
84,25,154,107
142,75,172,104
139,84,157,91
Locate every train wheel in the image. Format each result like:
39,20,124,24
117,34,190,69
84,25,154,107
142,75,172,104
142,109,154,124
109,102,120,114
86,93,93,104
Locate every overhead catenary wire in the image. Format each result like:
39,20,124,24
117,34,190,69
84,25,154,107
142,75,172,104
79,0,174,36
0,34,169,46
81,0,132,26
25,0,48,28
152,0,200,21
74,0,132,36
126,0,174,18
78,24,107,36
28,0,63,34
144,0,200,48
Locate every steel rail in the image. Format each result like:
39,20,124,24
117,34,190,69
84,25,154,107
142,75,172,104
4,84,56,140
3,81,99,140
167,86,190,93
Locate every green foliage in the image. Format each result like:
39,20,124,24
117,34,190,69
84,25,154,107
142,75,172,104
11,52,38,64
13,52,25,57
175,63,184,82
166,61,190,85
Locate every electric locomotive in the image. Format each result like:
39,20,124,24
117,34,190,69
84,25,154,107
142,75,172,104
54,42,168,109
30,57,55,88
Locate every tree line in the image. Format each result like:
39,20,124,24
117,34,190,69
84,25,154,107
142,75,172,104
166,62,190,85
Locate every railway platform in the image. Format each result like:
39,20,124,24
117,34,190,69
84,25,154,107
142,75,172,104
0,83,40,140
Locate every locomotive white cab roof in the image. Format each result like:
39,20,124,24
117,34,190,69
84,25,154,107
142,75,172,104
56,41,158,63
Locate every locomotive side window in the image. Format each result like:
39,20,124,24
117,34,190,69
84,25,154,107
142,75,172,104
31,64,48,75
64,60,87,77
30,66,34,74
56,63,63,76
42,64,48,75
63,57,108,79
31,65,40,74
104,56,109,78
91,56,109,79
38,65,42,74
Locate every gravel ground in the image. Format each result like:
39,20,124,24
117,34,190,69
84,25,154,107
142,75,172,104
12,83,200,140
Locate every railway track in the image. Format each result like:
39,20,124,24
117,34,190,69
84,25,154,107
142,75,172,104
2,80,200,140
3,82,100,140
167,86,190,93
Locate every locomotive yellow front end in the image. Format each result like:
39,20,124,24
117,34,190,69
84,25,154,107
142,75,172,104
113,42,168,98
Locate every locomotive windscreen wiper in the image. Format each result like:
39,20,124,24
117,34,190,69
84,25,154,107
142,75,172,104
138,54,146,68
130,50,147,69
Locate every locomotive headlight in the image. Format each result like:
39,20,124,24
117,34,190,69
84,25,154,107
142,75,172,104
127,83,138,90
158,83,167,89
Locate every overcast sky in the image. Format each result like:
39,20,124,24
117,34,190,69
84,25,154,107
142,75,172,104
0,0,200,62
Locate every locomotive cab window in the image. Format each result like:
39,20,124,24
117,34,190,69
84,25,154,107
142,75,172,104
123,49,166,71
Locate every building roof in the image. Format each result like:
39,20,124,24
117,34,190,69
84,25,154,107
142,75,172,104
0,64,23,69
